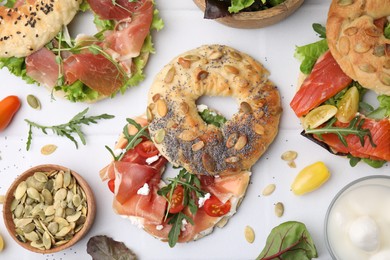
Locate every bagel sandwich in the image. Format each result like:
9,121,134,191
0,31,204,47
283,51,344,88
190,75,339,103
0,0,164,103
290,0,390,168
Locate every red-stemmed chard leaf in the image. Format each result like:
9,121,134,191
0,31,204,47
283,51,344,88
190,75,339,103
204,0,231,19
87,235,137,260
257,221,318,260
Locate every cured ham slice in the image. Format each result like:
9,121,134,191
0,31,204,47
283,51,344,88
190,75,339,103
87,0,149,21
143,171,251,242
25,47,58,88
104,0,153,59
63,53,125,96
113,183,167,225
290,51,352,117
318,117,390,161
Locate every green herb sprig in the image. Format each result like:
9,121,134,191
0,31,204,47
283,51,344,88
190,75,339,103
105,118,150,161
305,116,376,148
157,168,206,247
25,108,114,150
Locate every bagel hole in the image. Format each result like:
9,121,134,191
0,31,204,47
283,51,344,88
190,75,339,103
196,96,237,123
67,11,99,38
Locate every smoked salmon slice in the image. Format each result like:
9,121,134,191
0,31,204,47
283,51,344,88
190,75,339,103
290,51,352,117
318,117,390,161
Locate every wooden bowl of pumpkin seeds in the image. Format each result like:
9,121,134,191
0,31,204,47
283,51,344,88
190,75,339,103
2,164,96,253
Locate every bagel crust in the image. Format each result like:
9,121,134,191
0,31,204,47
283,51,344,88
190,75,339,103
147,45,282,176
327,0,390,95
0,0,82,58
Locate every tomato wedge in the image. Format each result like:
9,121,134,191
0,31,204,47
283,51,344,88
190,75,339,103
204,195,231,217
168,185,185,214
108,179,115,193
135,140,159,158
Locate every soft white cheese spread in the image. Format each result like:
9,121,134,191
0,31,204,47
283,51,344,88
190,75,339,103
137,183,150,196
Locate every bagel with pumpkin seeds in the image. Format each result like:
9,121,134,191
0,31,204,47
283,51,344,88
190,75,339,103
147,44,282,176
327,0,390,95
0,0,82,58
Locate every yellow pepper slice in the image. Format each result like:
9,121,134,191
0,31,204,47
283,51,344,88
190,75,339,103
291,161,330,195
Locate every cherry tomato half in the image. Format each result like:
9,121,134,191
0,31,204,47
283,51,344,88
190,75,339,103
204,195,231,217
108,179,115,193
135,140,159,158
168,185,185,214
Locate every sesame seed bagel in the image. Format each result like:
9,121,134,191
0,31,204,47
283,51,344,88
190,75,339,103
327,0,390,95
0,0,81,58
147,44,282,176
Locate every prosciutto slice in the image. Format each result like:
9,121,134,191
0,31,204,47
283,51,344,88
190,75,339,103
87,0,149,21
104,0,153,59
25,47,58,88
63,53,125,96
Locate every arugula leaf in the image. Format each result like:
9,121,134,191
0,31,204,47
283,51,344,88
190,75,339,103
25,108,114,150
256,221,317,260
167,212,193,248
347,155,386,168
157,168,206,247
312,23,326,38
105,118,150,161
294,38,328,74
305,116,376,148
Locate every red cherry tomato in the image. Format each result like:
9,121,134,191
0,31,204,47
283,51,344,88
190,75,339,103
135,140,159,158
203,195,231,217
108,179,115,193
0,95,21,132
168,185,185,214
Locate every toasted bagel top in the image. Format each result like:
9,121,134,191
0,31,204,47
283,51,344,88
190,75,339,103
0,0,81,58
327,0,390,95
147,45,282,176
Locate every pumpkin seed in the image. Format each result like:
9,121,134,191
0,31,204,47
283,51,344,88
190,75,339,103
22,222,36,233
244,226,255,243
281,151,298,162
27,94,41,110
41,144,57,155
33,172,48,183
262,184,276,196
42,231,51,250
56,226,72,237
15,181,28,200
66,211,81,223
47,222,59,235
154,129,166,144
63,170,71,188
15,218,33,228
275,202,284,217
24,231,39,242
30,241,44,250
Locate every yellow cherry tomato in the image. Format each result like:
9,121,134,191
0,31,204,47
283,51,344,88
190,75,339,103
291,161,330,195
335,86,359,123
303,105,337,129
0,233,4,251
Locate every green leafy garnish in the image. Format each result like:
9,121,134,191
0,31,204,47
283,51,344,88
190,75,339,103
105,118,150,161
256,221,317,260
25,108,114,150
157,168,206,248
198,108,228,127
294,39,328,74
305,116,376,148
312,23,326,38
347,155,386,168
385,22,390,39
366,95,390,119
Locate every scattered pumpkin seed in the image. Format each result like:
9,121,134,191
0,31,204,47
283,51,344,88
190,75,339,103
0,233,4,251
262,184,276,196
41,144,57,155
244,225,255,243
0,195,4,204
27,94,41,110
275,202,284,217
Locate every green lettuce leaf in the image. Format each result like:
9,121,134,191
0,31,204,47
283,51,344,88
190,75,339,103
385,22,390,39
199,109,227,127
228,0,255,13
0,57,36,84
294,39,328,74
257,221,318,260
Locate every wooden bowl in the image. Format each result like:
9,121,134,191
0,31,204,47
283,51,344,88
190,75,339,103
193,0,305,29
3,164,96,254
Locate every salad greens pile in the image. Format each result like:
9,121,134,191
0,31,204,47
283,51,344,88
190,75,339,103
204,0,286,19
295,24,390,168
0,0,164,102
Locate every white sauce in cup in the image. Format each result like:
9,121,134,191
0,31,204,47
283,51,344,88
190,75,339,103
325,176,390,260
